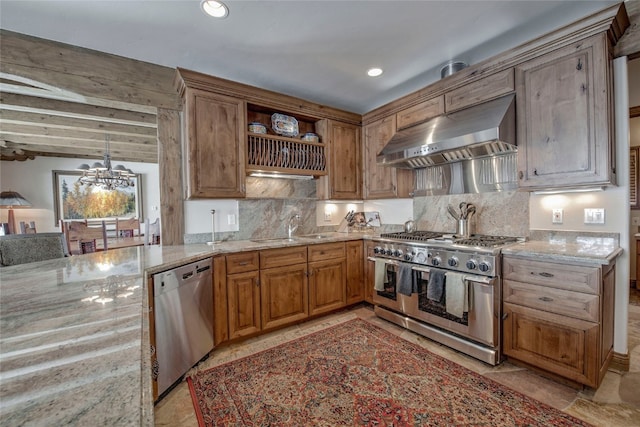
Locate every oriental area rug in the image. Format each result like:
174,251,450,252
187,319,590,427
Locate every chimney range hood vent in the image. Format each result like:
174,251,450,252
377,94,516,169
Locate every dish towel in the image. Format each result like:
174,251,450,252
427,269,446,303
397,263,414,296
374,259,387,292
445,271,468,318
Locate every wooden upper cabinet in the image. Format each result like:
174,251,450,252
515,34,614,191
363,115,413,199
445,68,514,113
396,96,444,130
183,88,246,198
317,120,362,200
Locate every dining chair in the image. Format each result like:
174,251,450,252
19,221,37,234
0,232,69,266
61,220,108,255
116,218,140,238
144,218,160,245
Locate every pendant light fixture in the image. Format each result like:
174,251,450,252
76,135,136,190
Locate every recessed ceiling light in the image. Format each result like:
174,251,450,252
201,0,229,18
367,68,383,77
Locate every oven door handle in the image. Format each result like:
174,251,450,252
368,257,495,285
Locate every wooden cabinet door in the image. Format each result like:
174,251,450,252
515,34,613,190
503,302,599,387
363,241,376,304
329,121,362,199
227,270,261,338
346,240,364,304
309,258,346,316
363,115,413,199
260,264,308,330
184,88,246,198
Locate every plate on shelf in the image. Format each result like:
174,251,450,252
271,113,299,137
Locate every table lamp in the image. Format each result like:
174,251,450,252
0,191,32,234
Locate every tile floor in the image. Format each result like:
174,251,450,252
155,301,640,426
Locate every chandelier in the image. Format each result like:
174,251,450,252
76,135,135,190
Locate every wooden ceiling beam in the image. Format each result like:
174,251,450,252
0,92,157,126
0,129,157,148
0,110,158,137
0,30,181,110
1,142,155,163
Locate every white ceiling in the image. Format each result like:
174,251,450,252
0,0,620,114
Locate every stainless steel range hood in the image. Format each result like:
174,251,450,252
377,94,516,169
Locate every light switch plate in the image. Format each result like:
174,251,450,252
584,208,605,224
552,208,563,224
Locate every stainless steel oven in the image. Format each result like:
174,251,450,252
369,232,520,365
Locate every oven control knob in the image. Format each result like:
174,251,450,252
466,260,477,270
404,254,413,261
479,262,492,272
448,257,459,267
432,256,441,266
384,248,393,256
374,246,382,254
415,252,426,264
393,249,403,257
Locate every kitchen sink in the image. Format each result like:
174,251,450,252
249,237,300,243
299,233,334,240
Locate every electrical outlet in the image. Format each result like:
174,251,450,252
552,208,563,224
324,211,332,221
584,208,605,224
227,214,236,225
633,217,640,226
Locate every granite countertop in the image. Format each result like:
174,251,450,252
0,232,362,426
501,236,622,266
1,230,621,425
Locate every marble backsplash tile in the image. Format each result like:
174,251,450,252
413,190,530,237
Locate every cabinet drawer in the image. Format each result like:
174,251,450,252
503,256,600,294
260,246,307,269
503,280,599,322
445,68,514,112
308,242,346,262
396,96,444,130
226,251,259,274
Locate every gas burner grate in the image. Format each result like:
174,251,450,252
380,231,445,241
453,235,519,247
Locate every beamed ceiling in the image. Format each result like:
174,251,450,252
0,77,159,163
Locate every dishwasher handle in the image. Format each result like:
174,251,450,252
153,258,212,296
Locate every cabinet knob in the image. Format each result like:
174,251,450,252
518,171,523,180
576,58,583,71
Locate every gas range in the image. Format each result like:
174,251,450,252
372,231,521,276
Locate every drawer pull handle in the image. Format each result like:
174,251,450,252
531,271,554,278
238,261,249,266
539,296,554,302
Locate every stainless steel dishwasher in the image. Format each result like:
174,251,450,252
153,257,213,398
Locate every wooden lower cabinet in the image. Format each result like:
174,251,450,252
227,270,261,338
221,241,365,344
260,263,309,330
309,242,347,316
226,252,260,339
346,240,364,304
502,255,615,388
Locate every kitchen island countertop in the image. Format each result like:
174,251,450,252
0,232,363,426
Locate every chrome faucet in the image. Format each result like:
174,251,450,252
288,214,301,239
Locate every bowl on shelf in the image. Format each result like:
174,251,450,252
248,122,267,134
301,132,319,142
